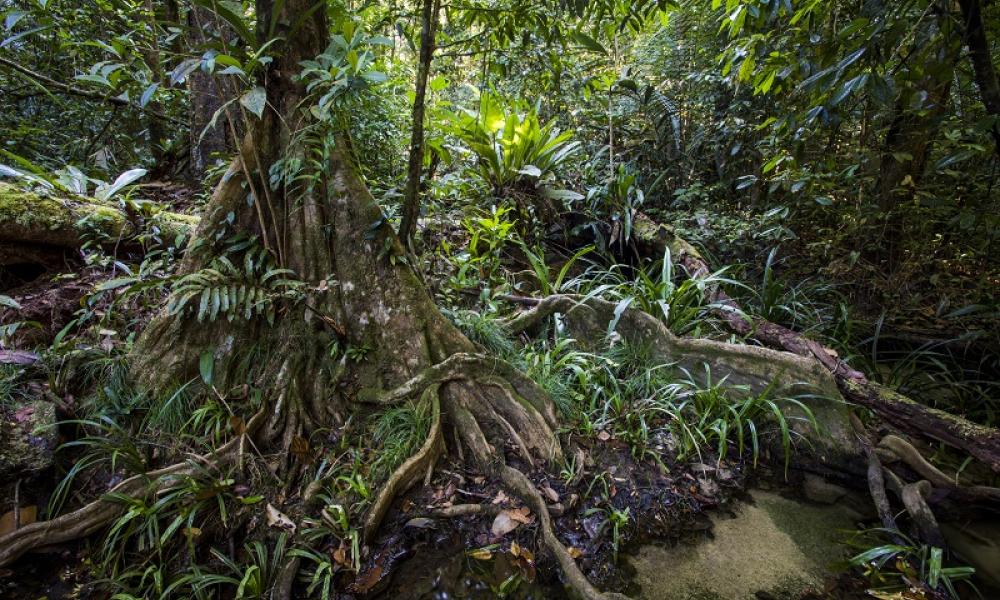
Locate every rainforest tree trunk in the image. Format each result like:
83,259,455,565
958,0,1000,157
398,0,441,247
187,5,238,180
122,5,616,597
876,18,960,269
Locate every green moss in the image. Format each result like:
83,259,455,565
0,182,75,231
628,490,860,600
1,182,196,243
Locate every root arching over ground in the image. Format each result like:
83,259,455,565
3,145,999,596
0,122,627,598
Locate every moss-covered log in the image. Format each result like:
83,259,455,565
0,182,197,264
631,211,1000,472
505,294,862,471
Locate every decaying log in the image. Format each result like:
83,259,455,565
0,182,197,263
631,212,1000,473
505,293,862,472
844,380,1000,472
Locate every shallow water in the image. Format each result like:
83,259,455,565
627,489,864,600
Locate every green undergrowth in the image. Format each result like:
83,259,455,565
7,185,993,599
37,341,433,599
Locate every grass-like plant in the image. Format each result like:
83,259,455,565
369,401,433,480
518,241,595,296
661,365,819,471
846,528,977,599
579,247,744,336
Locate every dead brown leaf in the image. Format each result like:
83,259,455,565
351,565,383,593
491,511,520,537
541,485,560,503
290,435,312,463
508,506,533,524
266,503,296,533
0,505,36,535
229,415,246,435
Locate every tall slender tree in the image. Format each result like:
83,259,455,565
398,0,441,247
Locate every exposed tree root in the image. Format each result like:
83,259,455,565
504,292,859,469
500,465,629,600
504,294,840,398
632,213,861,375
0,410,263,567
271,555,300,600
420,503,502,518
899,480,945,548
630,212,1000,473
878,434,1000,501
365,385,444,543
854,413,996,552
355,350,623,599
507,288,1000,563
851,413,901,538
842,378,1000,473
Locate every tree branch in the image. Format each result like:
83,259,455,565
0,56,185,126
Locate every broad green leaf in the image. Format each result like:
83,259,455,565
95,277,138,292
1,25,51,48
539,188,584,201
571,31,607,55
429,75,448,92
0,294,21,310
4,10,27,29
139,83,159,108
361,70,387,83
199,350,215,385
169,58,200,86
95,168,147,201
240,87,267,119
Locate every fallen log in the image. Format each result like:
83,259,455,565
504,293,862,473
631,212,1000,472
0,181,197,264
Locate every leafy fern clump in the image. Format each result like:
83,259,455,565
167,247,304,324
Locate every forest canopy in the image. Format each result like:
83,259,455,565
1,0,999,598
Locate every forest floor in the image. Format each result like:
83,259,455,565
1,181,997,599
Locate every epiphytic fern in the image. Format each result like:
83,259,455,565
167,248,304,324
